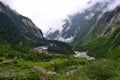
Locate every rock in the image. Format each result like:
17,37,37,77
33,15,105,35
47,71,57,75
31,66,47,80
66,70,77,75
0,60,13,65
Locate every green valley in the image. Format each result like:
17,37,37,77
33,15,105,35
0,1,120,80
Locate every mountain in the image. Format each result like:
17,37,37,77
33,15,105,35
78,5,120,59
0,1,120,80
46,0,117,44
46,0,120,58
0,2,43,46
0,1,74,55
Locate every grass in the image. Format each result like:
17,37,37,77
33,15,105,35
0,42,87,72
0,40,120,80
0,51,88,79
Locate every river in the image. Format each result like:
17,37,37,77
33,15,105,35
73,51,95,60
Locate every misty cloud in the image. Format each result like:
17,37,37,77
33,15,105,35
0,0,90,33
0,0,120,36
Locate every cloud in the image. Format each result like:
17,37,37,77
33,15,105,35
108,0,120,11
0,0,120,35
0,0,90,34
88,0,120,11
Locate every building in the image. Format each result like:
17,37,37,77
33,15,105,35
34,46,48,53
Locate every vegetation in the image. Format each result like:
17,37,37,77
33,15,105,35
44,40,74,55
65,59,120,80
75,6,120,59
0,42,88,79
0,1,120,80
0,41,120,80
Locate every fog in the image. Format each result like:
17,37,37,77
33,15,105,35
0,0,120,35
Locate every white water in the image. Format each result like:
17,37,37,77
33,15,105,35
74,51,95,60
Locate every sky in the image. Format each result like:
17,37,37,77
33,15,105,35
0,0,90,34
0,0,120,35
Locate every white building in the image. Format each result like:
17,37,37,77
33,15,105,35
34,46,48,53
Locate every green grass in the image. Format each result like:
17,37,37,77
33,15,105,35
0,42,88,79
106,47,120,59
0,40,120,80
0,57,88,79
76,36,120,59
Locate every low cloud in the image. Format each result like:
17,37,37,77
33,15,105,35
0,0,90,34
0,0,120,35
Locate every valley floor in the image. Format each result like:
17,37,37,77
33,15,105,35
0,53,120,80
0,43,120,80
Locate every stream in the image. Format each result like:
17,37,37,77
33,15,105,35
73,51,95,60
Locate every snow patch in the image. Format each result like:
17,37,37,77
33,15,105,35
64,26,70,32
58,36,74,43
85,13,95,20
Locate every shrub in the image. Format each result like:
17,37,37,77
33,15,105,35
82,60,118,80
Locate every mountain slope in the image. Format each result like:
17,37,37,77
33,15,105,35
0,2,43,46
46,0,120,57
46,0,115,43
78,6,120,59
0,1,74,55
